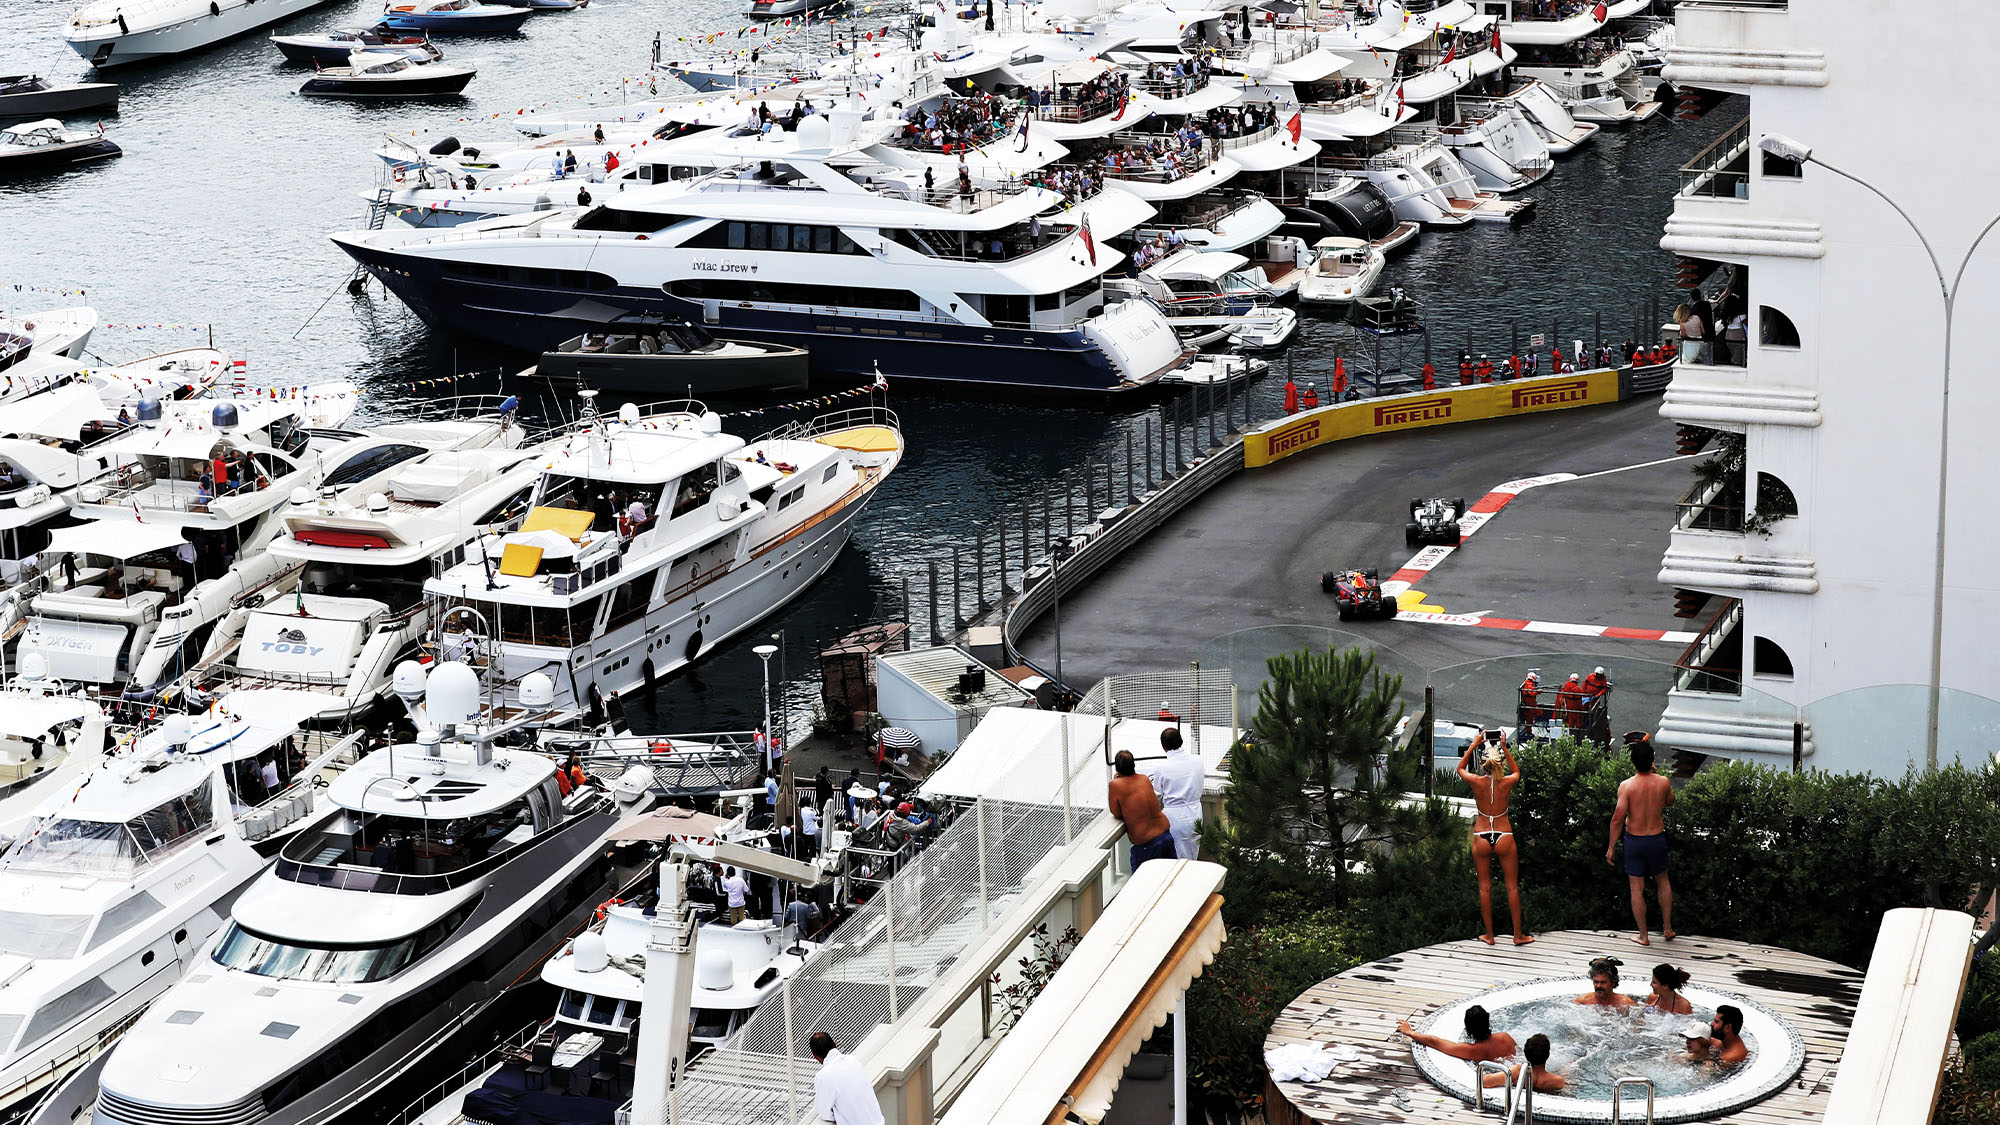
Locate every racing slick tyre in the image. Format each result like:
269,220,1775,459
1321,571,1337,593
1406,522,1421,547
1452,497,1466,517
1449,523,1463,546
1379,595,1400,620
1337,600,1354,621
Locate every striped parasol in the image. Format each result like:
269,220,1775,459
878,727,921,751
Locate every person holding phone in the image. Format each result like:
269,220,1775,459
1459,729,1534,946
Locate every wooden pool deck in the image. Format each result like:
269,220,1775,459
1263,928,1862,1125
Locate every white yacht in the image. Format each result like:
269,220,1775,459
171,406,542,724
64,662,656,1125
0,714,274,1118
0,658,110,845
15,390,359,694
1108,249,1299,351
1499,2,1661,125
424,394,901,712
333,138,1192,395
1296,236,1385,306
65,0,344,67
0,307,95,360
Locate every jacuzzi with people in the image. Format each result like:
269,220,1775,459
1409,965,1806,1124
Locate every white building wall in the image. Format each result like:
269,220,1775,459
1659,0,2000,774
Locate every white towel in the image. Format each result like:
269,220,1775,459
1266,1043,1341,1083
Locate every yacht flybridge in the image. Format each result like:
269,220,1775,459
64,661,657,1125
426,392,901,713
334,132,1194,394
65,0,341,66
165,406,541,723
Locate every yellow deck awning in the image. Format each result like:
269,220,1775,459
815,426,900,454
520,505,595,541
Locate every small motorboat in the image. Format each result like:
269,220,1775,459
380,0,533,33
492,0,589,8
531,322,810,395
272,24,443,65
1296,236,1386,306
0,74,117,118
298,51,476,97
0,119,119,175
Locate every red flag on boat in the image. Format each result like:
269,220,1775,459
1286,112,1302,143
1080,214,1095,265
1591,1,1607,21
1491,24,1501,55
1396,80,1406,111
1440,40,1456,64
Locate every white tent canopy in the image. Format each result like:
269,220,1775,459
921,708,1230,808
43,519,189,561
0,380,110,442
942,859,1227,1125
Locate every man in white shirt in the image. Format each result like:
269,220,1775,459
1144,728,1206,861
800,803,820,858
722,867,750,925
810,1032,884,1125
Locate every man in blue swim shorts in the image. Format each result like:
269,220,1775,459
1606,735,1675,945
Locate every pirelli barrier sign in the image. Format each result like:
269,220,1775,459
1244,368,1623,468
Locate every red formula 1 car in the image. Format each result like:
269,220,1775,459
1321,567,1400,621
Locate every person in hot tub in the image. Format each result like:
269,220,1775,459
1397,1005,1516,1063
1481,1033,1567,1094
1573,956,1635,1008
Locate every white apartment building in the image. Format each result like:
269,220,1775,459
1654,0,2000,775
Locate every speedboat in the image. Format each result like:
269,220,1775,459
64,0,342,67
0,120,119,175
1296,236,1385,306
743,0,839,18
61,661,657,1125
298,52,476,98
380,0,533,34
533,324,809,395
0,75,117,118
0,710,281,1118
271,25,443,66
0,305,96,359
424,392,903,712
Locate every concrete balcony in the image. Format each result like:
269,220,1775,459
1657,688,1811,763
1663,2,1825,94
1660,359,1820,429
1659,537,1818,595
1660,211,1824,262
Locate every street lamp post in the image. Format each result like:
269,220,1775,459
753,643,778,770
1757,133,2000,770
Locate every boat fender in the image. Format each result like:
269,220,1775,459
649,739,672,754
642,658,657,685
210,1,220,13
594,897,626,922
685,631,702,662
463,146,480,159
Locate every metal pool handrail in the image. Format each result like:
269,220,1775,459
1611,1075,1656,1124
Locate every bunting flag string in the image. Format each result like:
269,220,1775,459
718,381,883,419
102,322,211,331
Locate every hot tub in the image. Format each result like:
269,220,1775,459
1410,977,1805,1123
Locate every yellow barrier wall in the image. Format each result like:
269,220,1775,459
1244,368,1623,468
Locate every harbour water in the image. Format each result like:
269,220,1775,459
0,0,1734,732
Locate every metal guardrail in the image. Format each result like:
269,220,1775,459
1673,598,1742,695
1679,118,1749,199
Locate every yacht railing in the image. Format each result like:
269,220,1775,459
1672,598,1742,695
1033,94,1120,124
1679,117,1749,199
68,0,203,28
754,404,900,445
384,1018,547,1125
1217,124,1282,151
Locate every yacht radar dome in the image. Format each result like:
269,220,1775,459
368,492,391,514
700,412,722,435
290,487,311,505
135,397,163,424
425,660,481,726
158,713,192,749
519,672,555,709
16,652,47,683
572,930,609,973
211,403,240,430
392,659,428,702
618,402,640,425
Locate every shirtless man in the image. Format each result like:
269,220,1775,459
1108,750,1175,870
1573,957,1635,1008
1458,731,1533,946
1710,1006,1749,1065
1397,1005,1516,1064
1606,737,1675,945
1481,1033,1566,1094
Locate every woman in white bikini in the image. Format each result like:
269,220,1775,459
1460,731,1534,946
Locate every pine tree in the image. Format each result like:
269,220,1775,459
1221,646,1451,908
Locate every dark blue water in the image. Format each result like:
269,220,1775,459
0,0,1732,732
